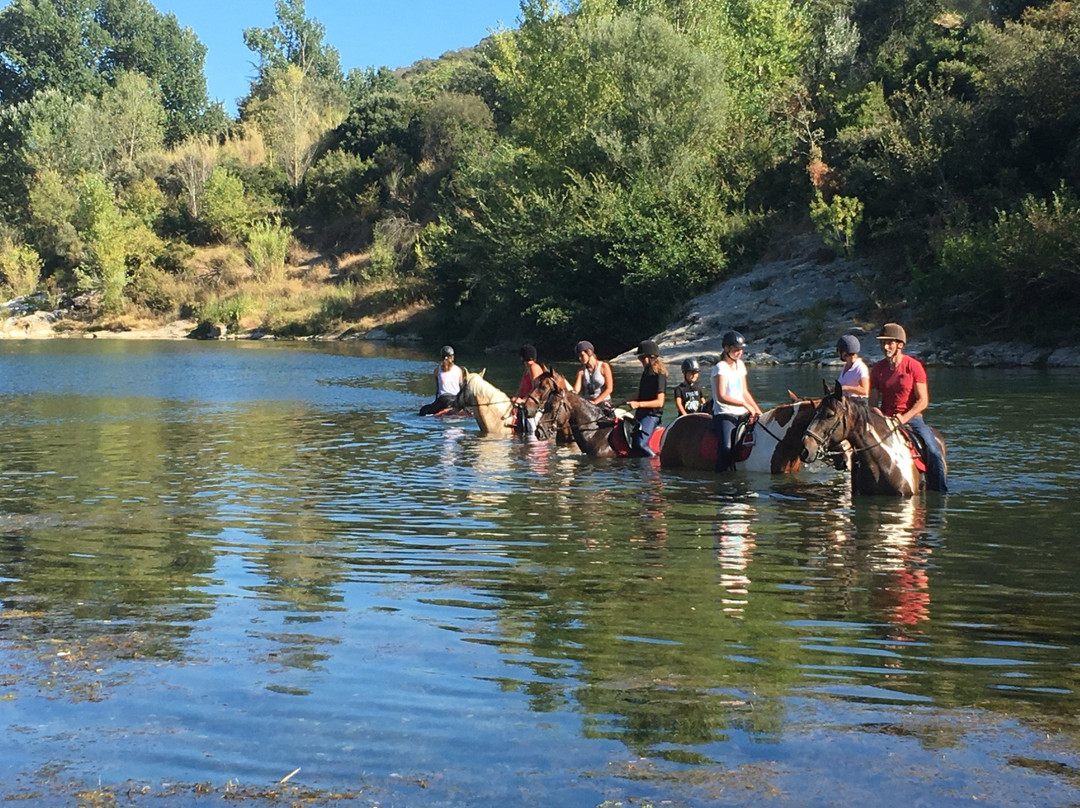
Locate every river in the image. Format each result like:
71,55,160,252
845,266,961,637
0,339,1078,807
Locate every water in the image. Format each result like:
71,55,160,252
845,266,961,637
0,340,1078,807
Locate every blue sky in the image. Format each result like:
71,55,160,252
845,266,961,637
150,0,524,114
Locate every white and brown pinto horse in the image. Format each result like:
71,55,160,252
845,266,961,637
800,382,947,496
658,393,823,473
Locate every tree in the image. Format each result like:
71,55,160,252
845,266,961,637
0,0,212,145
95,0,212,144
241,0,344,113
0,0,108,105
245,64,345,196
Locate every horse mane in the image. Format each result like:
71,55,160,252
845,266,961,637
463,368,510,403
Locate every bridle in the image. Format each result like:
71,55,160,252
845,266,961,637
804,396,905,458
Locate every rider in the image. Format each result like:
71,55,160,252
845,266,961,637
674,358,709,415
419,345,464,415
626,339,667,457
836,334,870,399
710,330,763,471
868,322,948,492
511,344,545,436
572,340,614,412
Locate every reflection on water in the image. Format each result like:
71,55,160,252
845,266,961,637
0,343,1078,807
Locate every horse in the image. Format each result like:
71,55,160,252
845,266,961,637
657,393,824,473
800,382,948,496
528,370,664,458
454,369,519,436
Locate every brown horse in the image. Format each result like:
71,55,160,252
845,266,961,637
658,393,822,473
800,382,948,496
527,370,662,457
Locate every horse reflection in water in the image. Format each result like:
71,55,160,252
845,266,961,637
714,501,757,617
820,491,939,633
801,382,947,496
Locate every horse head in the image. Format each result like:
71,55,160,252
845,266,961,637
455,368,486,410
800,381,849,463
530,371,571,441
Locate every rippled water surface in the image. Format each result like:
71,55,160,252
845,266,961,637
1,340,1078,807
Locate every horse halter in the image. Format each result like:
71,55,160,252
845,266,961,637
803,400,846,453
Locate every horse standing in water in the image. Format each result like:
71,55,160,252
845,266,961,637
658,394,823,473
528,371,658,457
800,382,948,496
454,369,518,436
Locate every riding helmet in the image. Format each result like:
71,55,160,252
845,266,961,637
636,339,660,357
722,330,746,349
440,345,455,357
876,323,907,343
574,340,594,356
681,358,700,374
836,334,861,355
519,344,537,361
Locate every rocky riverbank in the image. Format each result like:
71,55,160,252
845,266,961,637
611,235,1080,369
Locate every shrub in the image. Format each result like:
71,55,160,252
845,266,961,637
0,237,43,298
246,218,291,282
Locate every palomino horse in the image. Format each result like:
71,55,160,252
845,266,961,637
454,369,519,436
528,370,663,458
658,393,823,473
800,382,947,496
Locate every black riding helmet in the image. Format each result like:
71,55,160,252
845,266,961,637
636,339,660,357
681,358,700,374
722,330,746,349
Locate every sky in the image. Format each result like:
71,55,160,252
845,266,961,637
142,0,524,114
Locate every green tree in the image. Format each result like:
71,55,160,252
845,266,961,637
0,0,212,144
241,0,344,113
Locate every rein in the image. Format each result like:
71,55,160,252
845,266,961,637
806,400,904,457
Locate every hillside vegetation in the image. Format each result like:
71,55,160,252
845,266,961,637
0,0,1077,352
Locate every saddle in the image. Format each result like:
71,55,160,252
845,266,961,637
700,416,757,468
898,424,928,472
608,417,665,457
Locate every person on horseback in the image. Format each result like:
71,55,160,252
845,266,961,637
511,344,545,437
419,345,464,415
710,331,763,471
869,323,948,492
572,340,614,413
836,334,870,399
674,358,709,415
626,339,667,457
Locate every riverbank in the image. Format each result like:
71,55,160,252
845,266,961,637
611,234,1080,369
4,233,1079,367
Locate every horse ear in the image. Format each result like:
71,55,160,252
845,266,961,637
478,368,486,378
822,380,831,396
788,389,799,402
833,380,843,398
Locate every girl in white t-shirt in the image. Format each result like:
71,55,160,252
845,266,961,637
835,334,869,398
710,331,763,471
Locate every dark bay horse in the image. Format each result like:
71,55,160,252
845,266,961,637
527,370,661,457
658,394,823,473
800,382,948,496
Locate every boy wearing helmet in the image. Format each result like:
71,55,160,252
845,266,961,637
836,334,869,398
868,322,947,491
674,358,709,416
419,345,464,415
710,331,763,471
626,339,667,457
